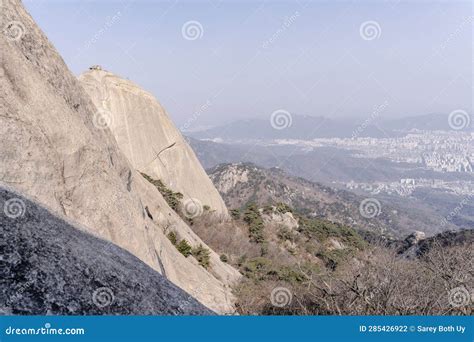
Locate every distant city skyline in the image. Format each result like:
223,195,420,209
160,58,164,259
25,0,472,128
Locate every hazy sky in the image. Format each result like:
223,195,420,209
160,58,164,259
25,0,472,129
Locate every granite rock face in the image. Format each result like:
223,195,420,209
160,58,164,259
0,186,214,315
79,69,228,217
0,0,239,313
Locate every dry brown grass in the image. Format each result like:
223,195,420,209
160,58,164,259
235,242,473,315
191,211,473,316
191,213,261,263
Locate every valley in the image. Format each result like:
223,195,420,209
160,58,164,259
188,128,474,232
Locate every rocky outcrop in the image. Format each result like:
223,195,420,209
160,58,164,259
262,211,299,231
405,231,426,246
398,229,473,258
211,163,250,195
0,186,214,315
78,69,228,216
0,0,239,313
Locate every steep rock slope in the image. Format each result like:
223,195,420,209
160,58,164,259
0,186,213,315
79,68,228,216
0,0,239,313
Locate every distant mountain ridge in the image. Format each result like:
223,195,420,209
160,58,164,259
189,115,385,140
187,113,470,141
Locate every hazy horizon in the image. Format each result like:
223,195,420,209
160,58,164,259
25,0,472,129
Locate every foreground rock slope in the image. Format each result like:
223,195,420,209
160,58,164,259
0,186,214,315
79,68,228,216
0,0,239,313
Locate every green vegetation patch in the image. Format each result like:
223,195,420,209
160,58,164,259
275,202,293,214
297,216,365,250
243,203,265,244
167,231,177,245
240,257,319,284
176,239,192,257
141,173,183,211
192,244,211,269
230,209,241,219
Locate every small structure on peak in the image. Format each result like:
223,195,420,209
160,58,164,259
89,65,102,71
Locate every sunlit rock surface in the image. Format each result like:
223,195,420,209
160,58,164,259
79,68,229,217
0,0,239,313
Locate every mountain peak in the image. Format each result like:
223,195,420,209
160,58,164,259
79,68,229,217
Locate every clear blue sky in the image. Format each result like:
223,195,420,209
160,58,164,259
24,0,472,129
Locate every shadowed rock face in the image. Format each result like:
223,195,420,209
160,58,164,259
0,186,214,315
0,0,239,313
79,69,229,217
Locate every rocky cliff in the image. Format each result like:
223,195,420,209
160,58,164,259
0,186,214,315
79,68,228,217
0,0,239,313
